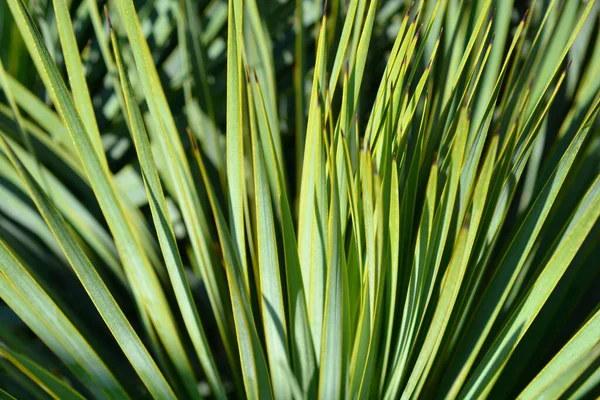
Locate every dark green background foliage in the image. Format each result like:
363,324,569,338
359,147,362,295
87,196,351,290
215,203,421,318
0,0,599,399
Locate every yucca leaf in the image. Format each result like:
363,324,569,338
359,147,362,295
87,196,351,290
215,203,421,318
179,0,224,186
518,307,600,399
111,0,239,381
318,140,344,400
0,388,16,400
0,134,176,399
451,97,600,397
111,27,227,400
3,74,73,153
52,0,104,161
247,71,291,400
0,137,124,284
461,169,600,398
224,0,248,290
193,130,273,400
0,238,128,400
297,8,327,360
244,0,284,170
1,0,187,396
0,344,86,400
2,0,599,398
249,66,316,397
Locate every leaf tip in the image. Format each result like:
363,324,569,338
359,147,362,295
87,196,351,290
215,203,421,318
416,23,423,38
566,59,573,72
406,2,415,17
414,10,421,23
463,213,471,229
244,65,251,83
186,127,199,154
528,76,535,90
104,6,113,32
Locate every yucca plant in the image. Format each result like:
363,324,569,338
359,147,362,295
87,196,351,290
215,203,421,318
0,0,599,398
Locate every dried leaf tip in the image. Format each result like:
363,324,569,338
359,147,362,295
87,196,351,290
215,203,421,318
104,6,113,32
186,128,198,152
406,2,415,18
244,65,250,83
521,9,530,23
462,96,469,109
463,213,471,229
253,69,259,83
416,23,423,38
490,7,497,22
432,151,439,166
566,59,573,72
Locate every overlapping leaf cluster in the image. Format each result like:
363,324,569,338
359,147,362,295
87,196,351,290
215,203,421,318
0,0,599,399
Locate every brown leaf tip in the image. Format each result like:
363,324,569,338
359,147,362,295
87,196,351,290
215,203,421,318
566,59,573,72
416,23,423,38
104,6,113,32
406,2,415,18
463,213,471,229
244,66,250,83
